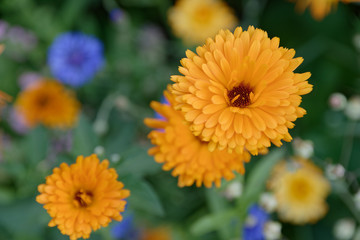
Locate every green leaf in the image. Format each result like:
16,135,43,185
121,175,165,217
190,209,238,236
71,114,98,157
238,149,285,209
22,126,49,165
116,146,161,177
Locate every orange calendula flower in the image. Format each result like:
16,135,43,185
268,157,330,224
171,26,312,155
15,79,80,128
291,0,360,20
168,0,238,45
144,88,250,188
36,154,130,240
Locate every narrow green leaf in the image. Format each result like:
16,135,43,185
22,126,49,165
239,149,285,207
190,209,238,236
121,175,165,217
71,114,98,157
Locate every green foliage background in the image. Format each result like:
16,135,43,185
0,0,360,239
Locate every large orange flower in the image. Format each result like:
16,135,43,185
171,26,312,155
15,79,80,129
36,154,130,240
144,88,250,188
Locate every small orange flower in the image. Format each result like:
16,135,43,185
15,79,80,128
144,88,250,188
171,26,312,155
36,154,130,240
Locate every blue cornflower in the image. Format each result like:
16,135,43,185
47,32,104,87
243,204,269,240
111,215,140,240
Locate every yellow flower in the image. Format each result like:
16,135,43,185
36,154,130,240
144,88,250,188
168,0,238,45
171,26,312,155
291,0,358,20
15,79,80,129
268,158,330,224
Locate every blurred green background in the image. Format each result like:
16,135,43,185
0,0,360,239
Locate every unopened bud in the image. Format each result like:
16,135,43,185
345,96,360,121
329,93,347,111
292,138,314,159
334,218,355,240
264,221,282,240
326,164,345,180
94,146,105,156
259,192,277,213
223,181,242,200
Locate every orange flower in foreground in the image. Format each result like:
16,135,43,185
15,79,80,128
36,154,130,240
171,26,312,155
144,88,250,188
291,0,359,20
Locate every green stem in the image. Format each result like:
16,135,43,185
340,121,357,169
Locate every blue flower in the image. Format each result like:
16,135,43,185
111,215,140,240
47,32,104,87
243,204,269,240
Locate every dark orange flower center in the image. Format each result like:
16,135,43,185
74,189,93,207
36,94,51,108
227,85,252,108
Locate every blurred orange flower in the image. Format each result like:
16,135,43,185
168,0,237,45
291,0,360,20
15,79,80,129
36,154,130,240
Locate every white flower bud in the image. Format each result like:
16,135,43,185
345,96,360,121
223,181,242,200
334,218,355,240
353,190,360,211
264,221,282,240
292,138,314,159
110,153,121,163
329,93,347,111
326,164,345,180
354,34,360,52
115,95,130,110
94,146,105,156
93,120,108,136
259,192,277,213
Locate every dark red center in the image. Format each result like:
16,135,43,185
227,85,252,108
